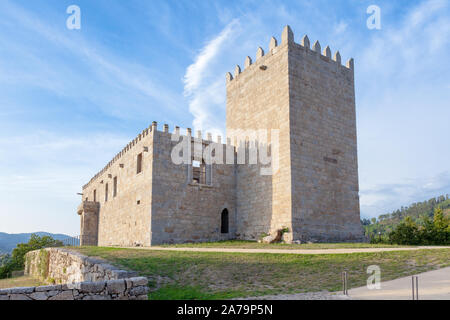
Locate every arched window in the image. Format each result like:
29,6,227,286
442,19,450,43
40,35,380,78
221,209,229,234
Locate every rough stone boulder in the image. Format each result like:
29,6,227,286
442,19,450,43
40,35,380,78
261,230,283,244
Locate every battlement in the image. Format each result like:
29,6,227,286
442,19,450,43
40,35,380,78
82,123,231,190
226,25,354,83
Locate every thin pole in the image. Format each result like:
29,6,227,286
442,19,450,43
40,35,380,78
416,276,419,300
342,271,348,295
412,276,419,300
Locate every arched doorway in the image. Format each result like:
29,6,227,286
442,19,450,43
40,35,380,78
221,209,229,234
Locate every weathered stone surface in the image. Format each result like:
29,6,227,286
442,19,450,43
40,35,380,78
113,270,138,279
9,287,34,294
130,277,148,287
106,280,126,294
262,230,283,244
48,291,74,300
29,292,48,300
47,290,60,297
10,294,32,300
82,295,111,300
35,285,61,292
21,248,147,300
129,286,149,296
125,279,133,290
79,281,105,293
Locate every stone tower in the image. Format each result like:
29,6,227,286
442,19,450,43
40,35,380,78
226,26,364,242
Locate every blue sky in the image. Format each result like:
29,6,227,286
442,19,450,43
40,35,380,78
0,0,449,235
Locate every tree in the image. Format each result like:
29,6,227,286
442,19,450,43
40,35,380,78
432,208,450,245
0,234,63,279
388,217,420,245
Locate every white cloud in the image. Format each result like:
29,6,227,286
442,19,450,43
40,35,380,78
0,0,182,120
183,19,241,134
184,19,239,95
334,21,348,34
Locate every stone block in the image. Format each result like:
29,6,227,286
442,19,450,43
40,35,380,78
36,285,62,292
106,279,126,294
82,295,112,300
10,294,32,300
130,277,148,287
29,292,48,300
48,291,74,300
79,281,106,293
9,287,34,294
130,286,149,296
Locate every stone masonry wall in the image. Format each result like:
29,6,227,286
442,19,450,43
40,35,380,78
150,130,237,244
287,32,364,241
80,123,237,246
226,31,293,241
25,248,137,283
0,277,149,300
81,125,155,247
226,26,364,242
0,248,150,300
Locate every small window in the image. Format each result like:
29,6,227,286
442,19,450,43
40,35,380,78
221,209,229,234
113,176,117,197
105,183,109,202
85,197,88,202
137,153,143,174
192,160,209,185
93,189,97,202
192,160,201,183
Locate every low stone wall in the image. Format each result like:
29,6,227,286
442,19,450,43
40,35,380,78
0,248,149,300
0,277,149,300
25,248,137,284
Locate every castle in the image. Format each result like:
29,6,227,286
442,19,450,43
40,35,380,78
77,26,364,246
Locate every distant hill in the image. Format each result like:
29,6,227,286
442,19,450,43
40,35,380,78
0,232,72,254
363,194,450,238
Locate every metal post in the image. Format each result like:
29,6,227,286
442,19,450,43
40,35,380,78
412,276,418,300
416,276,418,300
342,271,348,295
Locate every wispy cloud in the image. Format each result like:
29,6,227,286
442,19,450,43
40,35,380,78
183,19,240,134
0,0,183,120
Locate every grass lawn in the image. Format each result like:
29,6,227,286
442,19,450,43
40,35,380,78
0,275,45,289
75,246,450,300
157,240,416,250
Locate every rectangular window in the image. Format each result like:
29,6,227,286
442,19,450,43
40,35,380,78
191,159,211,185
105,183,108,202
113,177,117,197
93,189,97,202
137,153,143,174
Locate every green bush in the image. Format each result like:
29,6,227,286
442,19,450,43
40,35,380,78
387,209,450,245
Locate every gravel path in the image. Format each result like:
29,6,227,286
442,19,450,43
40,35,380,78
235,291,351,300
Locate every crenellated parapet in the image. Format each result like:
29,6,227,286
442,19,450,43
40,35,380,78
226,25,354,83
82,122,234,190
